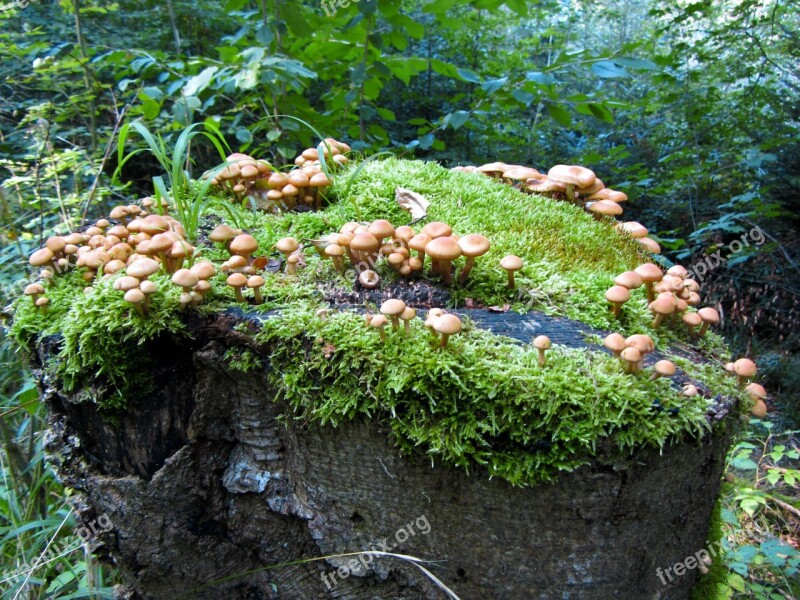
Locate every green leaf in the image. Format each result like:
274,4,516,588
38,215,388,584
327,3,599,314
588,102,614,123
447,110,470,130
726,572,746,592
457,68,482,83
182,66,218,97
591,60,629,78
548,104,571,127
526,71,555,86
235,128,252,144
481,77,507,95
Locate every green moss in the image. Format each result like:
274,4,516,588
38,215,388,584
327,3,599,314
690,490,728,599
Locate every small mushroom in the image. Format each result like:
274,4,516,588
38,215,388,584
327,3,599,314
275,237,300,268
603,333,626,358
605,285,630,319
399,306,417,336
380,298,407,329
358,269,380,289
620,347,642,374
35,296,49,314
634,263,664,303
614,271,643,290
682,312,702,337
733,358,757,386
325,243,345,272
370,314,389,342
533,335,551,367
24,283,45,305
425,237,462,284
425,308,445,335
124,288,146,316
649,360,676,381
432,314,462,349
286,254,300,275
499,255,524,289
172,269,199,294
682,384,699,397
697,307,720,336
457,234,491,284
247,275,265,304
649,293,675,328
230,234,259,264
227,273,247,303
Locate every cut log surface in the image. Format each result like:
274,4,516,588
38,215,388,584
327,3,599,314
36,305,734,600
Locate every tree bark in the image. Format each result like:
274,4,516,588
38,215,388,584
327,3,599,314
36,308,735,600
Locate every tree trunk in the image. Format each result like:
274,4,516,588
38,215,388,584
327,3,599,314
36,307,735,600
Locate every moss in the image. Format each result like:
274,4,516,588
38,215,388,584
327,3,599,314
8,157,744,482
690,490,728,599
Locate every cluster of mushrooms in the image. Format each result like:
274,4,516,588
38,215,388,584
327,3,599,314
452,162,661,254
605,261,720,335
361,300,462,350
205,138,350,213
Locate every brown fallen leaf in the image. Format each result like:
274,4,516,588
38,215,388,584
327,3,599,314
488,304,511,313
395,187,430,222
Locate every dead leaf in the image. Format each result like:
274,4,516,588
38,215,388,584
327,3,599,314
395,187,430,222
488,304,511,313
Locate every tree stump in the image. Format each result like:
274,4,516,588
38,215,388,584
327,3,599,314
36,305,734,600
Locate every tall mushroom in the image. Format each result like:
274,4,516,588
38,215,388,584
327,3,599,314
457,234,491,284
380,299,407,330
433,314,462,349
533,335,552,367
634,263,664,303
697,307,720,337
499,255,523,289
605,285,630,319
547,165,596,205
425,237,462,284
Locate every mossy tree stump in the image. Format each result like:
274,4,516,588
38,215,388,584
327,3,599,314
37,306,735,600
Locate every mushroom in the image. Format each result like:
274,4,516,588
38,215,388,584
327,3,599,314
638,237,662,254
745,382,767,402
286,254,300,275
124,288,146,316
750,399,768,418
620,347,642,374
227,273,247,303
358,270,380,289
172,269,199,295
350,232,380,266
547,165,596,204
634,263,663,303
425,237,462,284
247,275,265,304
24,283,45,305
275,237,300,269
368,219,395,245
433,314,462,349
408,233,432,269
649,293,675,328
209,225,241,249
126,257,160,280
614,271,643,290
499,255,523,289
380,298,407,329
587,200,623,218
399,306,417,336
230,234,259,264
35,296,49,314
697,307,720,336
421,221,452,239
733,358,757,386
650,359,676,381
457,234,491,284
619,221,648,239
425,308,445,335
533,335,551,367
605,285,630,319
682,384,699,397
682,312,702,337
370,314,389,342
325,243,345,272
603,333,626,358
140,280,158,307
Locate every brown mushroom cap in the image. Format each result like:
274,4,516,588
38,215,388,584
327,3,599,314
126,257,160,279
603,333,626,356
634,263,664,283
499,255,523,272
605,285,631,304
124,288,145,305
425,236,462,262
275,237,300,255
113,275,141,292
433,314,462,336
210,224,242,244
682,312,702,328
458,234,491,257
172,269,199,290
547,164,596,188
587,200,623,217
380,298,407,320
368,219,395,242
533,335,551,350
358,270,380,289
29,248,54,267
190,261,217,280
230,234,258,257
614,271,643,289
226,272,247,287
733,358,757,379
618,221,649,239
421,221,452,239
652,359,676,378
620,346,642,366
698,307,720,325
24,283,45,296
625,334,655,355
408,233,432,254
745,382,767,401
350,232,380,255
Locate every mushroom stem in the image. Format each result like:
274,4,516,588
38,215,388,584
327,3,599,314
234,287,244,303
379,328,387,342
644,282,655,303
698,322,711,337
331,255,343,272
652,313,666,328
439,260,453,285
610,302,622,318
507,270,515,289
537,348,547,367
565,183,576,204
459,257,477,284
253,288,263,305
439,332,451,349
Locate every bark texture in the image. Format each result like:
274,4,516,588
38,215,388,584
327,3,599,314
35,308,735,600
